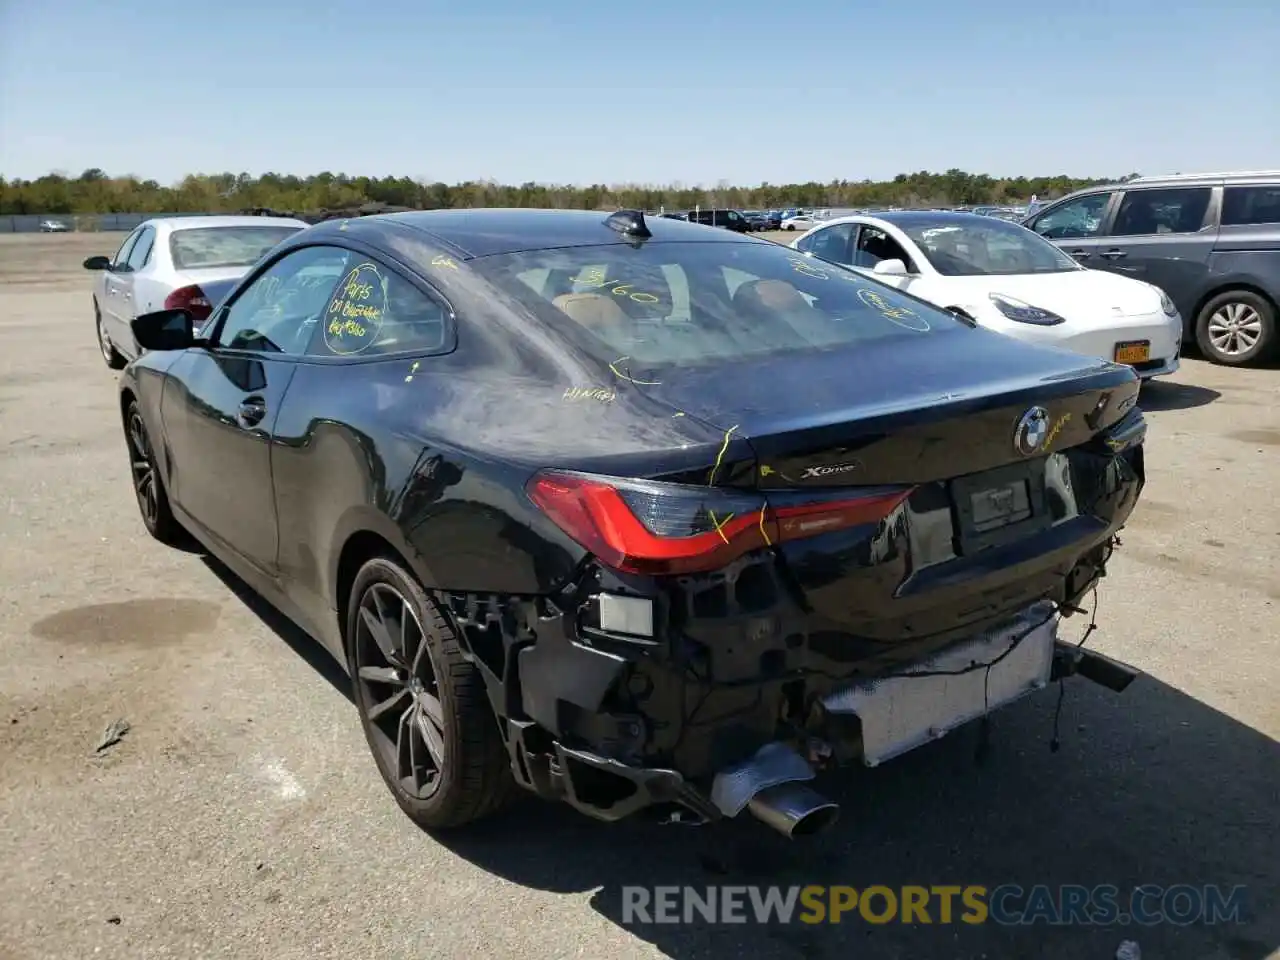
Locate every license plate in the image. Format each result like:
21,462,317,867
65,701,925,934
1114,340,1151,364
950,461,1051,555
969,480,1031,532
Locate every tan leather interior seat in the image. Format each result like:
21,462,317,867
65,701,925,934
553,292,631,337
735,279,811,314
754,279,809,310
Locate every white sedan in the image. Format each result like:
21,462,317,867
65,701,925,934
790,211,1182,378
780,213,819,232
82,214,308,369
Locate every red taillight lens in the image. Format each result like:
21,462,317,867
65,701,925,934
164,284,213,322
527,470,912,576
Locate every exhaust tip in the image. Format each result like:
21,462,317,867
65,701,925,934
789,803,841,838
747,782,840,839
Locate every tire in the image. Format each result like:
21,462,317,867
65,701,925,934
1194,290,1278,367
124,400,184,544
96,301,126,370
346,556,515,830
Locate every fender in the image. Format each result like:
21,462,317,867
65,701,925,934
326,503,438,609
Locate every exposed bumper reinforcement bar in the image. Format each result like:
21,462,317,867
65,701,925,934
820,602,1059,768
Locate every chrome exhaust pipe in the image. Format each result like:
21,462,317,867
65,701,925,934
747,782,841,839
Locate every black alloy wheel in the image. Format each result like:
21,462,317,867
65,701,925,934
124,400,181,543
346,557,515,829
354,581,448,800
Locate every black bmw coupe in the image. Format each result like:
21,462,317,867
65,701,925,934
119,208,1147,837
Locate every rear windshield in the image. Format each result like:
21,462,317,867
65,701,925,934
469,240,962,369
169,225,302,270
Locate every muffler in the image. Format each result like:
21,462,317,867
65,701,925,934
708,741,841,839
747,782,841,838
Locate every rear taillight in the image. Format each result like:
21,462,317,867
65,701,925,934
527,470,911,576
164,284,213,322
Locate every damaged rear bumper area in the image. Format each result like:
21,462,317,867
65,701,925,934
441,591,1137,837
435,442,1145,837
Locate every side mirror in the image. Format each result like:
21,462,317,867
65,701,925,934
132,309,196,351
83,255,111,270
873,258,908,276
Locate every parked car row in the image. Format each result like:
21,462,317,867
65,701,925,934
658,208,821,232
110,206,1147,838
1021,170,1280,366
789,210,1182,379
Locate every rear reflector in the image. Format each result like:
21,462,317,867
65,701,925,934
527,470,911,576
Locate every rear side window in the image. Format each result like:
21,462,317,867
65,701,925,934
1222,185,1280,226
309,259,450,358
170,225,304,270
470,240,961,371
1111,187,1211,236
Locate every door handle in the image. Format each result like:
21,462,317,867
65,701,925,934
1069,249,1091,259
1099,249,1127,260
237,397,267,427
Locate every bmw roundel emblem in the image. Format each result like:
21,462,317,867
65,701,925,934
1013,406,1050,456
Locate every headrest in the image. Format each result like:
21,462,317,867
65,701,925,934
734,278,810,313
552,292,631,336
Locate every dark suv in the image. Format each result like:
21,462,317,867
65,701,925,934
1024,171,1280,366
684,208,752,232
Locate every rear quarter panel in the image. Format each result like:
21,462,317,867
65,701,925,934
270,351,733,625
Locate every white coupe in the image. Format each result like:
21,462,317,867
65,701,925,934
790,211,1182,378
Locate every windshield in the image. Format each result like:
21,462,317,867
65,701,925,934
468,239,965,370
900,218,1080,276
169,225,303,270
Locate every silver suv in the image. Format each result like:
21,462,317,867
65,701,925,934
1025,171,1280,367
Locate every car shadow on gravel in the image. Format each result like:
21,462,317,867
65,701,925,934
1138,380,1221,411
434,676,1279,960
198,553,353,703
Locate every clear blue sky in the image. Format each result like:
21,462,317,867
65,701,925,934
2,0,1277,186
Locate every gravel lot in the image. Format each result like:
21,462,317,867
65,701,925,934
1,232,1277,960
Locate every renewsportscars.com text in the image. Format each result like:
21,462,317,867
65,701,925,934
621,884,1249,927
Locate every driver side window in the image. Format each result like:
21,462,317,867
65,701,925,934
854,227,916,272
1032,193,1113,239
215,245,353,355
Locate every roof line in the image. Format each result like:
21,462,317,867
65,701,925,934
373,216,475,260
460,235,770,261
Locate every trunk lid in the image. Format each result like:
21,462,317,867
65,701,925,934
640,324,1139,487
173,266,254,289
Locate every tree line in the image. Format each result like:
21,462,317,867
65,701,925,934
0,167,1123,216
